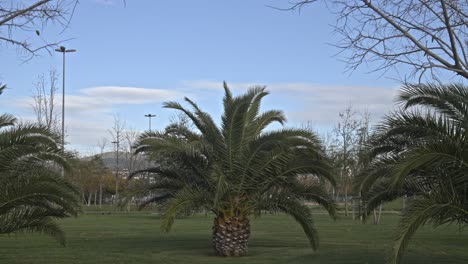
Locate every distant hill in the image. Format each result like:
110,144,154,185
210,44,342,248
83,151,148,171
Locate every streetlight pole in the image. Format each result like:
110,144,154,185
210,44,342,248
144,114,156,131
143,114,156,192
55,46,76,152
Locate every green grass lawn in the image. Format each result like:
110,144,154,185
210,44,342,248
0,212,466,264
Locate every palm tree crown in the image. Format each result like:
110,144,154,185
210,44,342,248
357,83,468,264
130,82,336,256
0,106,80,245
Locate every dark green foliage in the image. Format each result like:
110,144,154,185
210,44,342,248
357,83,468,264
129,82,336,254
0,105,81,245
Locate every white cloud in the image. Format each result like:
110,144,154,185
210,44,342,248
271,83,397,123
182,80,399,125
63,86,184,153
66,86,184,113
10,86,184,114
5,85,184,154
66,118,110,148
81,86,181,103
4,81,401,154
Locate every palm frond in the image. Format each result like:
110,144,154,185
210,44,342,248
0,207,67,245
129,82,336,254
0,113,81,245
398,83,468,122
389,198,468,264
258,194,320,250
161,187,209,232
361,83,468,263
0,113,16,129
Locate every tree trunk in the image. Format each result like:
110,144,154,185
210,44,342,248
115,180,119,197
126,197,131,212
402,195,406,211
212,214,250,257
373,204,383,224
87,193,91,206
99,183,103,208
114,179,119,204
344,187,348,216
377,204,383,224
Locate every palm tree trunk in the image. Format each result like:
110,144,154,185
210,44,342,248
212,214,250,256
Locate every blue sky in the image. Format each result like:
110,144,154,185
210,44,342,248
1,0,403,154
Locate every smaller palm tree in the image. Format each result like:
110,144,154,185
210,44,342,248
0,110,80,245
129,83,336,256
357,83,468,264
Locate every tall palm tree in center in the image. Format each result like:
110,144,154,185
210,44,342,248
130,83,336,256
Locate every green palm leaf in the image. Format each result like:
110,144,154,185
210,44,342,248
130,82,336,256
359,83,468,263
0,110,81,245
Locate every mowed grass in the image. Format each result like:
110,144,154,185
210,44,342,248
0,212,467,264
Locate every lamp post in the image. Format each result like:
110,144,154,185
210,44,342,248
55,46,76,152
144,114,156,131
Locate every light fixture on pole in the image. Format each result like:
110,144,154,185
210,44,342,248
144,114,156,131
55,46,76,152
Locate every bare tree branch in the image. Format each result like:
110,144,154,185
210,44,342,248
285,0,468,81
0,0,51,26
31,68,61,133
0,0,79,57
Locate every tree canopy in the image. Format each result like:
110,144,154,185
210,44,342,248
129,82,337,256
287,0,468,81
357,83,468,264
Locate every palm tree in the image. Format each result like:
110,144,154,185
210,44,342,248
0,97,80,245
357,83,468,264
129,82,336,256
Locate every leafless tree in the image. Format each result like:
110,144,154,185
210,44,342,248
121,127,145,211
285,0,468,81
96,137,108,208
31,68,60,133
97,137,108,156
109,114,125,200
352,110,382,223
324,106,375,218
334,106,360,216
0,0,80,58
169,112,192,128
122,127,144,173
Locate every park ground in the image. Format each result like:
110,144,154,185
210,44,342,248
0,205,467,264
